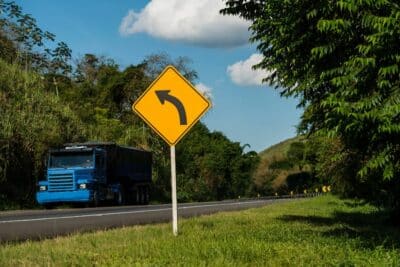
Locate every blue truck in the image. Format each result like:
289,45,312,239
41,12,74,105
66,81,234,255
36,142,152,208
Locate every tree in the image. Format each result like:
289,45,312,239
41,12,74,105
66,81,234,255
176,123,259,201
142,53,198,82
0,1,72,74
287,142,306,171
48,42,72,75
222,0,400,216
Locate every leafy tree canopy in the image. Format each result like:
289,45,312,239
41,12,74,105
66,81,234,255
222,0,400,212
0,0,72,74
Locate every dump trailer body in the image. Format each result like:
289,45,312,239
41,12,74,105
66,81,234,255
67,142,152,184
106,145,152,184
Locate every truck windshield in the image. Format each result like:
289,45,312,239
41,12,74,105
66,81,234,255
49,152,94,168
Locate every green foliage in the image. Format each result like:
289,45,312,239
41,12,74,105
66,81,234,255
89,107,125,141
0,60,84,206
176,124,259,201
0,1,72,75
222,0,400,211
286,172,317,192
287,141,306,170
268,159,292,170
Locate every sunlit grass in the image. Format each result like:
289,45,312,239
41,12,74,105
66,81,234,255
1,195,399,266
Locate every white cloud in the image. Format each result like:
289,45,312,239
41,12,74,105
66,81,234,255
227,53,273,86
119,0,250,47
195,82,213,100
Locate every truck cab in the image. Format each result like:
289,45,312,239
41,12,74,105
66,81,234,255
36,146,107,207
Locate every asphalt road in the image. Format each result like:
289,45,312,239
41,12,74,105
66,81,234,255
0,198,294,242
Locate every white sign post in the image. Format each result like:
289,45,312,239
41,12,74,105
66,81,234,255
170,145,178,235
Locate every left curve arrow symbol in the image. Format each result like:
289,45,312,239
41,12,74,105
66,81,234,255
155,90,187,125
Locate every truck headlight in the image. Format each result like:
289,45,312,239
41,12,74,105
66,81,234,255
39,185,47,191
79,183,87,189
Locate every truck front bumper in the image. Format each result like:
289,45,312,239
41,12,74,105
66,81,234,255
36,190,91,204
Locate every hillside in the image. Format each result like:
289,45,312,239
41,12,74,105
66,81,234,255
258,136,303,159
253,136,307,194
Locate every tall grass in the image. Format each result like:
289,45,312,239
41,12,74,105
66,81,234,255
0,60,84,207
0,195,399,266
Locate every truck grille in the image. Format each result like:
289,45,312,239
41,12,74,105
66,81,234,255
48,173,74,191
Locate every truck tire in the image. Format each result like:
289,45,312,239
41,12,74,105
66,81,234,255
135,187,140,204
140,186,145,205
143,186,149,205
136,186,149,205
91,190,99,207
116,185,125,206
138,187,143,204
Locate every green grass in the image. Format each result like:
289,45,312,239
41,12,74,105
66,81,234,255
1,195,399,266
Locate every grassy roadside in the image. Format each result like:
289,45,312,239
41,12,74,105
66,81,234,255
0,195,399,266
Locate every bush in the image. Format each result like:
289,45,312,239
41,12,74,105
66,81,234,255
0,60,84,207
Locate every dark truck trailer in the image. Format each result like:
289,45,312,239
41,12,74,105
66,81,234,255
36,142,152,207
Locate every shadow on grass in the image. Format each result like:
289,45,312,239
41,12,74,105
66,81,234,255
343,200,368,208
278,210,400,250
326,199,367,208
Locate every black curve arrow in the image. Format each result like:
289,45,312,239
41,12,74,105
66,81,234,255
155,90,187,125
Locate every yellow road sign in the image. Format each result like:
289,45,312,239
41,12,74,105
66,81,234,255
133,65,211,146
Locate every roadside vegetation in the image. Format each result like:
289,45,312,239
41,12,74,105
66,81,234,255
0,195,399,266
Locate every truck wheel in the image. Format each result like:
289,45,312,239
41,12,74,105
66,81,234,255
138,187,143,204
116,186,125,205
143,186,149,205
136,186,149,205
135,188,140,204
91,190,99,207
138,186,146,205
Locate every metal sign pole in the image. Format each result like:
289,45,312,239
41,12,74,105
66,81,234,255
170,145,178,236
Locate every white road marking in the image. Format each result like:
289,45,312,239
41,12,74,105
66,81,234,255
0,200,271,224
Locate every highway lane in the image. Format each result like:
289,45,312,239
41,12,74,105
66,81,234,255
0,198,295,242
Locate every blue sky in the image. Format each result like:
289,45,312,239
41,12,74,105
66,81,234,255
17,0,302,152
